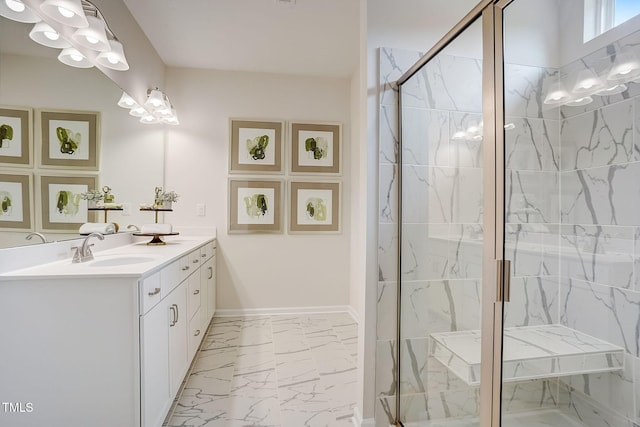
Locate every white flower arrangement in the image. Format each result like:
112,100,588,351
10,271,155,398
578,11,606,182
153,187,179,208
80,189,104,201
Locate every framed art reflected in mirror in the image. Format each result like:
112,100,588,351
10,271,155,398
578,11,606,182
0,172,33,232
38,174,97,233
38,109,100,171
0,106,32,168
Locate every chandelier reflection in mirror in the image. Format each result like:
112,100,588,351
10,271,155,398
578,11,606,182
118,89,180,126
0,0,129,71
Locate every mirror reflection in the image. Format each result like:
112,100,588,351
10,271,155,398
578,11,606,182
0,18,164,249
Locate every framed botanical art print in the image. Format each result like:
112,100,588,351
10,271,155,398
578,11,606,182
0,172,33,231
290,122,341,175
0,106,32,168
228,179,283,233
38,174,97,233
229,119,284,174
289,181,341,233
38,109,100,170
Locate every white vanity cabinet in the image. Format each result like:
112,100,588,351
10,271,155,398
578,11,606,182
0,237,216,427
140,241,216,427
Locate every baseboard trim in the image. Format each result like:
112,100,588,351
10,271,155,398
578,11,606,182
215,305,355,317
347,305,359,323
352,407,375,426
352,407,362,426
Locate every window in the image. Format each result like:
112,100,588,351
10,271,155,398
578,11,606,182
584,0,640,42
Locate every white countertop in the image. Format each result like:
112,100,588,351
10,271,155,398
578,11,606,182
0,235,215,281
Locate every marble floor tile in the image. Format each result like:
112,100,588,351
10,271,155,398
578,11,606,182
166,313,358,427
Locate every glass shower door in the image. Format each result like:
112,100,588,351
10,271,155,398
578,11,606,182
500,0,640,426
398,16,487,426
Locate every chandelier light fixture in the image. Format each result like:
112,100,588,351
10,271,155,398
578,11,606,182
29,21,71,48
0,0,129,71
0,0,41,22
117,89,180,126
39,0,87,28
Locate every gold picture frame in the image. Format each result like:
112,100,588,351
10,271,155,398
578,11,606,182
0,106,33,168
38,174,97,233
228,179,283,234
38,109,100,170
289,181,341,233
0,172,33,231
229,119,284,174
290,122,341,175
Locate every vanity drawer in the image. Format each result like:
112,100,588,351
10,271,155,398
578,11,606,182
161,255,189,297
140,271,162,314
188,308,203,360
188,249,202,271
187,270,201,320
200,241,216,263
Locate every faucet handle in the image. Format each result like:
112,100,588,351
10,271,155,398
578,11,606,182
71,246,82,263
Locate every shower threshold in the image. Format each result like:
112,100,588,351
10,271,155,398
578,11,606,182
401,408,586,426
430,324,624,386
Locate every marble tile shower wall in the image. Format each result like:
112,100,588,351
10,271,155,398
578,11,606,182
555,30,640,427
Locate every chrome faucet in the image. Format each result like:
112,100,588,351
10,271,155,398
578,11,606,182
72,232,104,263
25,232,47,244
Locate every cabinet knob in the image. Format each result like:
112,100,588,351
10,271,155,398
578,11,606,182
193,289,200,295
182,266,190,271
148,287,161,296
194,329,201,336
192,259,199,264
201,253,206,258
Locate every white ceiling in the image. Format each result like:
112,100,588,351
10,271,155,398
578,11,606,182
122,0,360,78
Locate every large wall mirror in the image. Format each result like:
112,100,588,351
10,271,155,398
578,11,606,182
0,18,165,249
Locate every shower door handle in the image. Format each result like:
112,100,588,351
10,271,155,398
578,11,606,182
496,259,511,302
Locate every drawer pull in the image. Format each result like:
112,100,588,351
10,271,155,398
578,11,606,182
193,289,200,295
208,267,213,280
181,266,190,271
169,304,177,327
192,259,199,264
148,287,161,296
194,329,201,337
201,253,206,258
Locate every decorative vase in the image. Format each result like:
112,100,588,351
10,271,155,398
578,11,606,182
87,199,98,209
161,201,172,209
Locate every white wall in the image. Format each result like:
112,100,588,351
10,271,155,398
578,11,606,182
0,52,164,248
164,67,352,310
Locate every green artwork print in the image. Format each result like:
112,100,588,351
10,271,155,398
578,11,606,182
0,192,11,215
247,135,269,160
0,124,13,148
305,197,327,221
244,193,268,217
56,127,80,155
305,137,329,160
56,190,81,215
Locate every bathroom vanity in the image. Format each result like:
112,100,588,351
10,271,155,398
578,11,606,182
0,235,216,427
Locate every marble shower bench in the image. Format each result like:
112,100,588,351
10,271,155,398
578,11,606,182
430,324,624,386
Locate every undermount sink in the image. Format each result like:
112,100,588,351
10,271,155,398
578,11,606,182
89,256,155,267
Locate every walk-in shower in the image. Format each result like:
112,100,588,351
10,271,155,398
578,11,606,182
378,0,640,425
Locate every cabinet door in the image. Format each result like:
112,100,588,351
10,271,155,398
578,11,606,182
140,297,171,427
167,282,189,397
201,257,216,323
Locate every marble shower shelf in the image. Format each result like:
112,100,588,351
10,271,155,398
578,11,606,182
430,325,624,386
